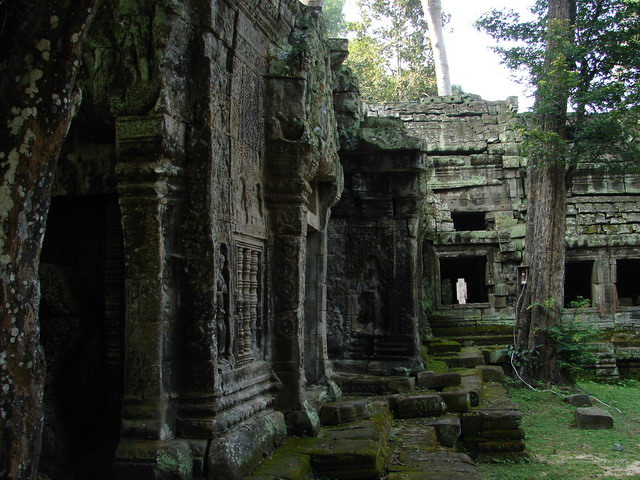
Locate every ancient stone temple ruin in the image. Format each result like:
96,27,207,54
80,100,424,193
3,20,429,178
30,0,640,479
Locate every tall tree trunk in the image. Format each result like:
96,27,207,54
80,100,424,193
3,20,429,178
421,0,452,95
0,1,99,478
516,0,576,384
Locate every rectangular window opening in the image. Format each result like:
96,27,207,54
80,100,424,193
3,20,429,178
439,256,488,304
564,260,593,307
616,259,640,306
451,212,486,231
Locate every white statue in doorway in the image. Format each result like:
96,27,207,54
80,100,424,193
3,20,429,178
456,278,467,304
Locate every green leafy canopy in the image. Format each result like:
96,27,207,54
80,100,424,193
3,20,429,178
325,0,439,102
477,0,640,169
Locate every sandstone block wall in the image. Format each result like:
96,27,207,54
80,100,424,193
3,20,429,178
369,97,640,334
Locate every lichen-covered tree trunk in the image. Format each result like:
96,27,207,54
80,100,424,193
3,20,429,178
0,2,99,478
421,0,451,95
516,0,576,384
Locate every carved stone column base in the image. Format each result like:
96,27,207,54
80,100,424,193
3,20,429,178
207,410,286,480
114,439,194,480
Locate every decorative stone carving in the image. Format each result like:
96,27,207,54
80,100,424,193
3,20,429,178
234,239,263,366
216,244,233,366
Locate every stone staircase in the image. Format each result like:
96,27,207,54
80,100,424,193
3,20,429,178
245,339,527,479
429,322,514,349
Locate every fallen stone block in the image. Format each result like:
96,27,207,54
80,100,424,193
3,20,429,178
416,371,461,390
438,391,472,412
389,394,448,419
575,407,613,429
319,399,372,426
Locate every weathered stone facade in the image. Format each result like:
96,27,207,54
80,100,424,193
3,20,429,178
370,98,640,375
39,1,345,478
27,1,640,479
368,98,527,328
327,67,427,375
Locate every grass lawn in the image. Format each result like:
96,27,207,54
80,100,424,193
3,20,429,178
478,380,640,480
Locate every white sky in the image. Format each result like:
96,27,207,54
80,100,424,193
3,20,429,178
343,0,537,111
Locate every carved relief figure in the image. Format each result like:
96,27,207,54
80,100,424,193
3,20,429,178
215,244,233,366
356,259,384,334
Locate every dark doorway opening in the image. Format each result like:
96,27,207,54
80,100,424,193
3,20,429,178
39,195,124,480
616,258,640,306
439,256,488,304
451,212,486,231
564,260,593,307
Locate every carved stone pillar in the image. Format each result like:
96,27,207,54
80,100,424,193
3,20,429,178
113,115,191,478
267,172,319,435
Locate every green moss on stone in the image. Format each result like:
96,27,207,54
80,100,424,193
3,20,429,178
249,450,312,480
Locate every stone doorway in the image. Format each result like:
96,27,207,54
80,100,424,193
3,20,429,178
616,258,640,306
38,194,124,479
564,260,594,307
439,256,489,305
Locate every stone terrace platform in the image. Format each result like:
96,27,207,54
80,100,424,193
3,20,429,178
245,340,527,479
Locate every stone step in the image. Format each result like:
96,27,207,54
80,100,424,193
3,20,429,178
392,423,440,452
428,338,462,354
333,373,415,395
475,365,505,383
292,438,385,479
444,371,483,406
421,415,462,448
318,418,388,442
436,348,485,369
416,371,462,390
248,403,393,480
387,451,482,480
430,324,514,347
389,393,448,419
461,408,526,458
319,399,372,426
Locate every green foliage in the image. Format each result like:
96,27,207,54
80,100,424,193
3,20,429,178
477,0,640,170
323,0,348,37
526,296,559,311
567,295,590,309
506,343,542,372
548,319,601,379
343,0,437,102
514,297,601,380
